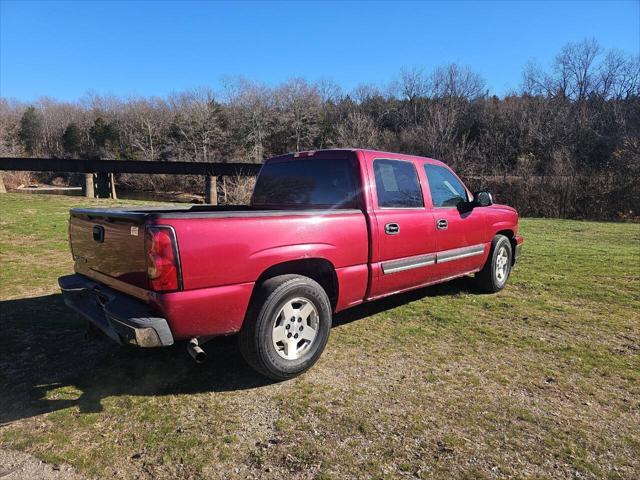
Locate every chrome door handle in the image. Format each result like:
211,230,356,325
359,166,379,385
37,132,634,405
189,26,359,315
384,223,400,235
436,219,448,230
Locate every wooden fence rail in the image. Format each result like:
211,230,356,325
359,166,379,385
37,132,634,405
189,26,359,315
0,157,262,203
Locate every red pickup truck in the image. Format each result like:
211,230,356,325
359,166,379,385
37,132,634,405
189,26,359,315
59,149,523,379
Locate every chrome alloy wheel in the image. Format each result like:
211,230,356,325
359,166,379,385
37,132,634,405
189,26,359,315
495,245,509,283
271,297,319,360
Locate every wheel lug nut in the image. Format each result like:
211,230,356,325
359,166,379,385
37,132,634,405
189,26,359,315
286,325,290,330
291,317,295,322
287,333,292,338
299,326,303,331
294,334,298,339
297,318,302,323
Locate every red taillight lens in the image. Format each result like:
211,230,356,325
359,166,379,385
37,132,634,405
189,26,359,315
146,227,181,292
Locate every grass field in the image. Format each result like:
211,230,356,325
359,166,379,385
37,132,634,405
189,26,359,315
0,193,639,479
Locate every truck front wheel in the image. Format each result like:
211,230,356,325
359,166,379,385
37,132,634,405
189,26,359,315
474,234,513,293
239,274,332,380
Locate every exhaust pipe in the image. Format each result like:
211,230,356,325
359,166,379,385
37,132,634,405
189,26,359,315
187,338,207,364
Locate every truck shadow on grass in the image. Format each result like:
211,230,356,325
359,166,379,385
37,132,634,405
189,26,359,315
0,277,475,425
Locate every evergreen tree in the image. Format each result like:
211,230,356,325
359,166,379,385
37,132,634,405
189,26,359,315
62,122,82,156
89,117,119,157
18,106,43,155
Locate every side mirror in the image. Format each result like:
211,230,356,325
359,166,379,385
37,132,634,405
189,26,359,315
473,191,493,207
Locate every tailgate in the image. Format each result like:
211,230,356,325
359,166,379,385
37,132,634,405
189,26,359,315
69,213,148,289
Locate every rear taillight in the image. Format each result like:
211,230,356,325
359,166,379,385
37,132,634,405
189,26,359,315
145,227,181,292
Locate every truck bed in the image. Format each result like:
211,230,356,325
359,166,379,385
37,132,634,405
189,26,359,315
68,204,370,338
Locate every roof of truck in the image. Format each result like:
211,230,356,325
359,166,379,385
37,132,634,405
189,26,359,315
269,148,449,167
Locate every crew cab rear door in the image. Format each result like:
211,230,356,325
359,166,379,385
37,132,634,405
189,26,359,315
367,158,437,298
421,162,487,279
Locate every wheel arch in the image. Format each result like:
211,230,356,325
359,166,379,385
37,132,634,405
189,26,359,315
254,258,339,311
495,229,517,265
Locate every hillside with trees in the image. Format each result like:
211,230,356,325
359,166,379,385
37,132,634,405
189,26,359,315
1,39,638,219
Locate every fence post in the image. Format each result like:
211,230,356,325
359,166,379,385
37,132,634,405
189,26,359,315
109,172,117,199
84,173,95,198
205,175,217,205
0,173,6,193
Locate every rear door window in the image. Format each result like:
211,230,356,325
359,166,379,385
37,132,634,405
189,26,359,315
373,159,423,208
424,164,468,207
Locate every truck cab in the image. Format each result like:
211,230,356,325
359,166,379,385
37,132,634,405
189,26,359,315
357,150,521,298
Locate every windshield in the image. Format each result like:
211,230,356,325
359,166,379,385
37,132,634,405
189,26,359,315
251,157,358,208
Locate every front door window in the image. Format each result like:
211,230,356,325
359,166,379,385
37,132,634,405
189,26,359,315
424,163,468,208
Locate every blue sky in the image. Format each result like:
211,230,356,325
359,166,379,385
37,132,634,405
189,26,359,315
1,0,638,101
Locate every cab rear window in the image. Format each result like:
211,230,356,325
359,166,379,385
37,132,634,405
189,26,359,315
252,158,358,208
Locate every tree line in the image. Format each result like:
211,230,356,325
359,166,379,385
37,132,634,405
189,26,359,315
1,39,638,219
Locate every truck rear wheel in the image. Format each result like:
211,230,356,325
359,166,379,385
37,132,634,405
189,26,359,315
474,234,512,293
239,274,331,380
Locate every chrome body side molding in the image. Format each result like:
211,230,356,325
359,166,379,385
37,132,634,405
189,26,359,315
436,244,486,263
381,254,436,274
381,243,486,275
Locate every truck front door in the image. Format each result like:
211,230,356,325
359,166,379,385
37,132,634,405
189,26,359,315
422,163,487,280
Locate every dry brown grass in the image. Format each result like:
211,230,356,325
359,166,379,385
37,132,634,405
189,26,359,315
1,171,35,189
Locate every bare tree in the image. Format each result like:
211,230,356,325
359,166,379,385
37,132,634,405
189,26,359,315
599,51,640,99
316,78,344,104
553,38,602,101
400,67,428,125
0,98,26,155
168,88,227,162
521,59,552,96
336,111,379,148
274,78,322,152
351,83,382,103
121,98,170,160
225,78,274,162
430,63,486,99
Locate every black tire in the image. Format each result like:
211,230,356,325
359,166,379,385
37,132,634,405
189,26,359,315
238,274,332,380
474,235,513,293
